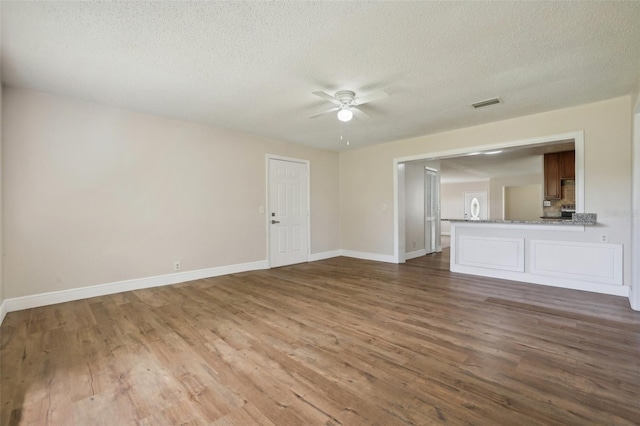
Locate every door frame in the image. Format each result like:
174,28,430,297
425,167,439,254
265,154,311,268
631,110,640,311
392,130,585,264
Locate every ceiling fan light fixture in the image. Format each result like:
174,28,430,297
337,108,353,122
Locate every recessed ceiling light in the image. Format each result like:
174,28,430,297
484,150,503,155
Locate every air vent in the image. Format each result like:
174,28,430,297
471,98,501,109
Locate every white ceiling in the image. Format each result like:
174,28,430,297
2,2,639,151
438,141,575,184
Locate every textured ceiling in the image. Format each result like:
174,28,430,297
2,2,639,151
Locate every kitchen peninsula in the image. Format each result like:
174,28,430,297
444,215,627,298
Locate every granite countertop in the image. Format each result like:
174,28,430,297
442,213,597,226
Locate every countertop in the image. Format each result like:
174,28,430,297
442,216,596,226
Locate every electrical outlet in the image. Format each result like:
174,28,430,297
543,200,551,207
174,261,181,271
600,234,608,243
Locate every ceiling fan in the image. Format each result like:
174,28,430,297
310,90,388,122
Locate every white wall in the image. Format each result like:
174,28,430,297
340,96,633,285
440,180,490,234
2,88,340,299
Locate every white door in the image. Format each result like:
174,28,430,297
464,191,488,220
425,169,438,254
268,158,309,268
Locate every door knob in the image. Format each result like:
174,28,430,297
271,220,280,224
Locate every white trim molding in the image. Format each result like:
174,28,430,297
530,240,623,286
405,249,428,260
458,236,525,272
1,260,268,315
340,250,396,263
452,264,629,297
309,250,341,261
631,111,640,311
0,300,7,325
631,287,639,311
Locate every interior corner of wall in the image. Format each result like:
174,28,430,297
630,286,640,311
633,74,640,114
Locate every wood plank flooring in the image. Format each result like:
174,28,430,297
1,251,640,425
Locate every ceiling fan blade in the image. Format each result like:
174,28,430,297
312,91,341,105
354,91,388,106
351,106,370,120
309,106,340,119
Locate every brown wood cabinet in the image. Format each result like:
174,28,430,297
544,153,561,199
544,150,575,200
560,150,575,179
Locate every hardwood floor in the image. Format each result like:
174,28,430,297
2,251,639,425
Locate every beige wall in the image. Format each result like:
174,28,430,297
440,181,490,234
2,88,340,299
489,172,544,220
340,96,633,284
1,88,635,300
504,184,543,221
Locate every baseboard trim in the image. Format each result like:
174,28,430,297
405,249,428,260
2,260,269,316
630,287,639,311
309,250,341,262
340,250,396,263
0,300,7,325
451,264,630,297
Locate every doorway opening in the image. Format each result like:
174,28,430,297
425,168,439,255
399,161,442,262
393,131,585,263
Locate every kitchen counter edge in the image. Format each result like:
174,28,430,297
442,219,596,226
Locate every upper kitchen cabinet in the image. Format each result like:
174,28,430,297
544,150,575,199
544,153,561,199
560,150,575,179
